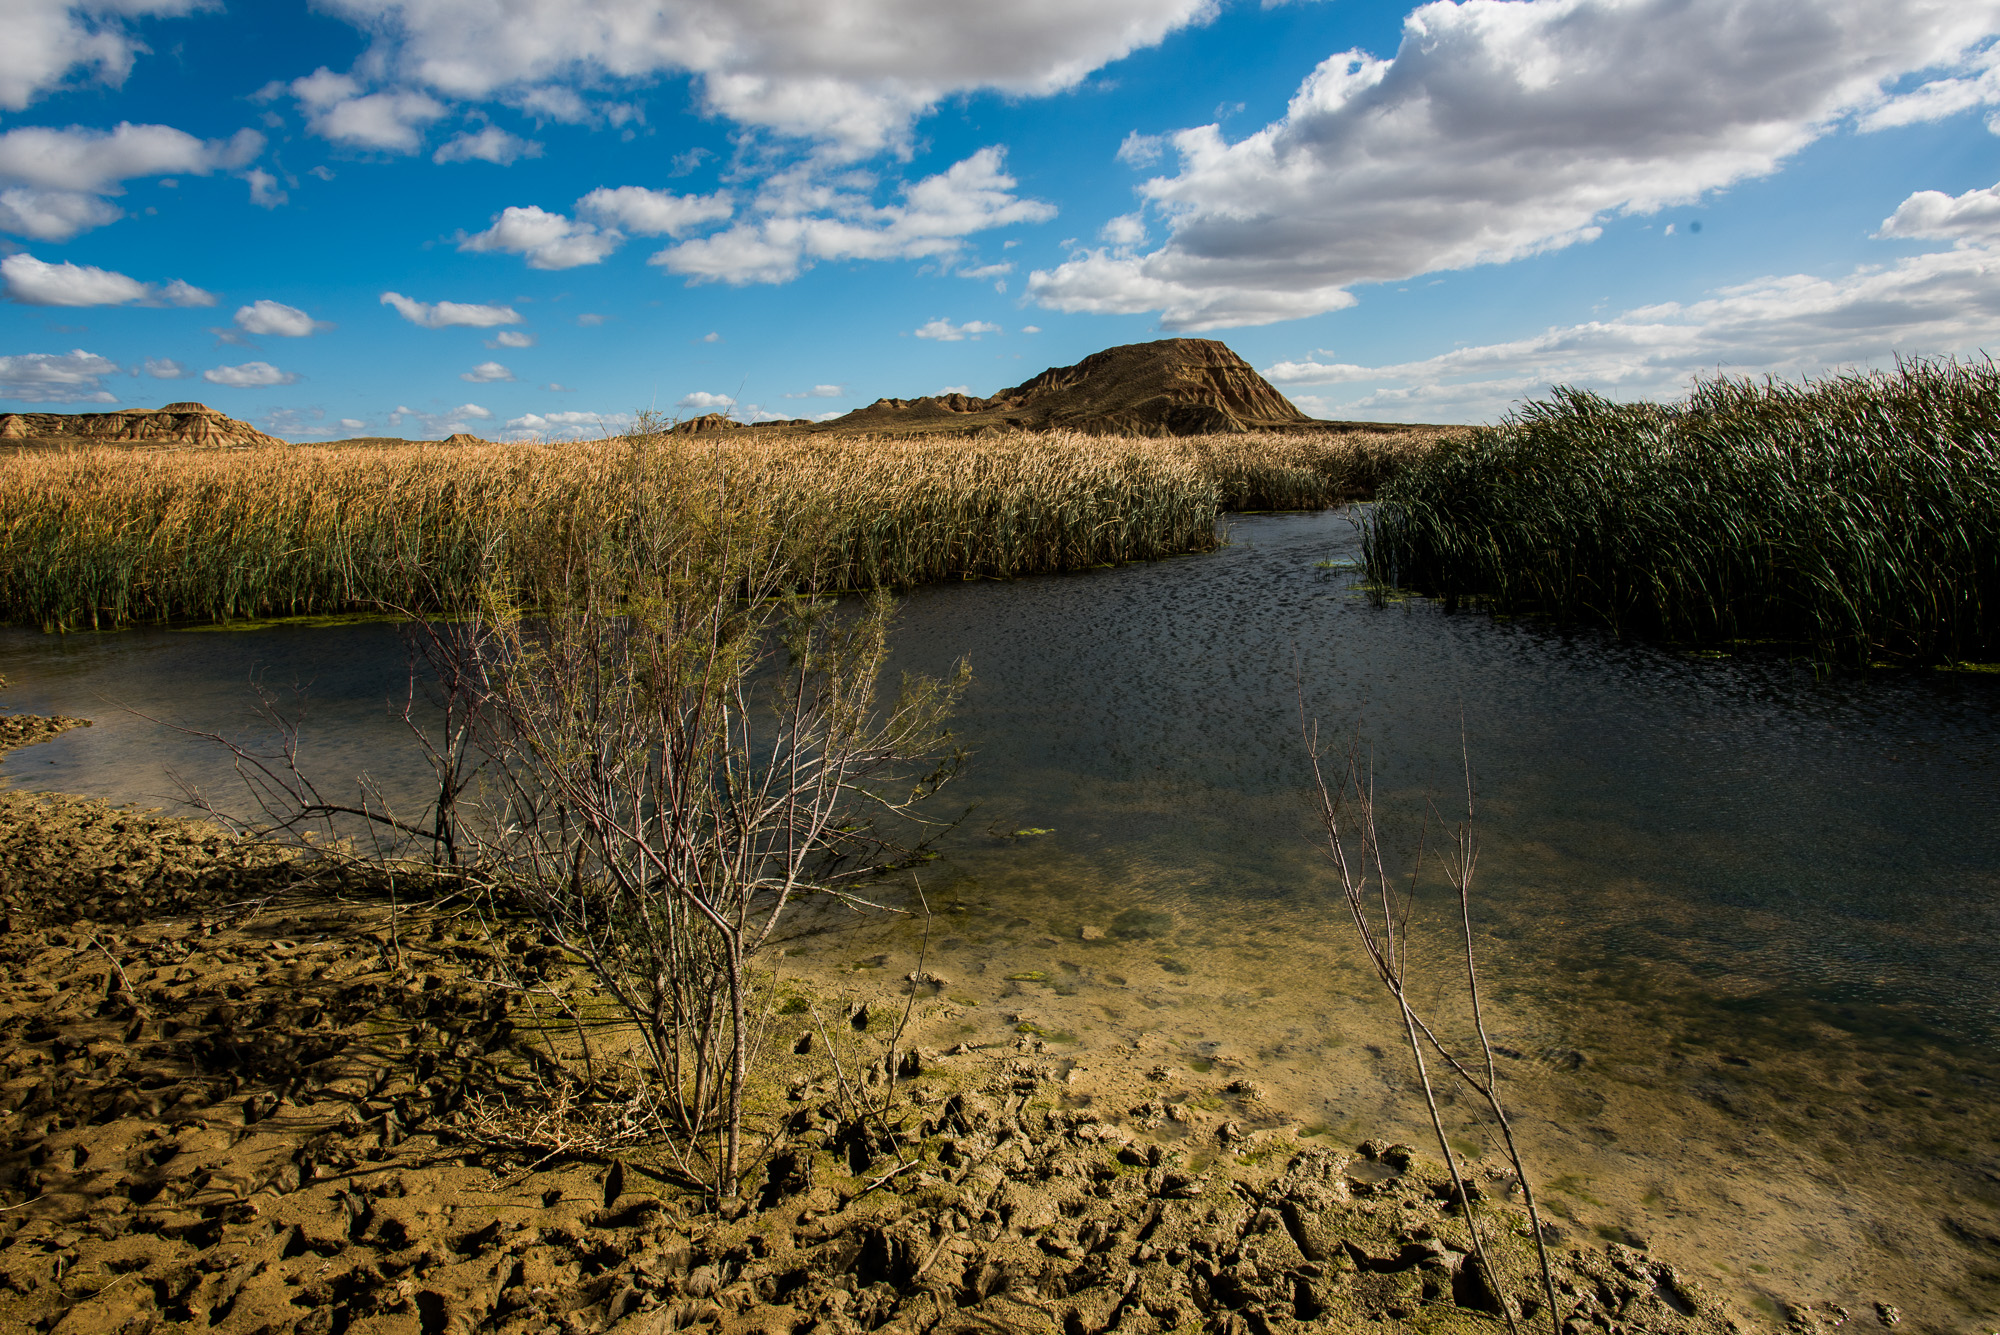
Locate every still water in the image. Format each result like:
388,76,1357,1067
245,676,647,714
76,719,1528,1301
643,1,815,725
3,509,1998,1328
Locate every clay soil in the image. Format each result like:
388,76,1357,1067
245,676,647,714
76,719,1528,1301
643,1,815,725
0,718,1738,1335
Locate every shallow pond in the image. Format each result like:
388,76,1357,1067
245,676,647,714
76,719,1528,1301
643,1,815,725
3,509,1998,1329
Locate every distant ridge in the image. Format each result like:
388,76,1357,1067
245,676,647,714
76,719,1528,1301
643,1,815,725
825,338,1320,437
0,402,284,450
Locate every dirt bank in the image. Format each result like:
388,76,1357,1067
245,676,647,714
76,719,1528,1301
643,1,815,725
0,720,1745,1335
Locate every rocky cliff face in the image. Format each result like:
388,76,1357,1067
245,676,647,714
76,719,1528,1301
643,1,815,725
0,402,285,449
828,339,1319,436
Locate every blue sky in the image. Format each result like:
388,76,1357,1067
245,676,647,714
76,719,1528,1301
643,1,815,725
4,0,2000,438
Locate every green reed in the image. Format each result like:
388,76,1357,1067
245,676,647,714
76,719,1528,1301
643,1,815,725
1365,359,2000,663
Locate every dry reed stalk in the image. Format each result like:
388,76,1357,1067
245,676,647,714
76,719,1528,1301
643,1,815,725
0,427,1448,629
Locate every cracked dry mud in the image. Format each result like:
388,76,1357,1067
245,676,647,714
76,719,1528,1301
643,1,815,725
0,773,1742,1335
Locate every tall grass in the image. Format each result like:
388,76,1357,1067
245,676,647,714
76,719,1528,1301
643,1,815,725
0,426,1445,629
1366,360,2000,663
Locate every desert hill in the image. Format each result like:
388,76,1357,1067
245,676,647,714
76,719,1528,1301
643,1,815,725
668,338,1426,439
0,402,284,450
827,338,1320,436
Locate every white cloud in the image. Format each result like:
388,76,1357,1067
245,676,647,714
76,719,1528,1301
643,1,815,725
235,299,329,337
655,146,1054,284
433,126,542,165
0,348,120,402
1878,180,2000,243
1031,0,2000,330
0,188,121,241
1019,324,1042,334
700,330,719,342
783,384,844,398
0,1,206,112
159,279,214,307
503,408,631,439
312,0,1216,158
913,318,1001,341
1098,213,1147,247
141,356,186,378
245,167,285,208
1116,131,1163,168
339,417,367,429
938,384,973,394
741,403,792,422
203,361,299,388
577,312,606,326
2,252,212,307
676,391,736,412
0,121,264,240
380,290,522,328
461,360,514,382
452,402,491,417
486,330,534,348
958,261,1013,280
1263,227,2000,422
576,185,732,237
0,122,262,193
460,204,619,269
286,68,447,152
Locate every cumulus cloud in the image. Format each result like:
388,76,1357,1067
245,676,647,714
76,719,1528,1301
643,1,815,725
141,356,186,379
433,126,541,165
783,384,844,398
459,204,620,269
1098,214,1147,248
675,391,736,412
245,168,286,208
576,185,732,237
311,0,1215,158
656,146,1054,284
913,318,1001,341
461,360,515,382
1263,223,2000,422
1878,180,2000,243
285,68,447,152
1019,324,1042,334
159,279,215,307
203,361,299,388
0,348,120,402
1032,0,2000,330
503,408,631,440
0,121,264,240
2,252,212,307
379,290,522,328
0,188,121,242
486,330,534,348
459,187,733,271
0,0,207,112
235,299,329,337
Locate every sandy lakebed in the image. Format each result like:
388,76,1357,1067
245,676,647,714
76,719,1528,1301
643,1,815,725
0,709,1819,1335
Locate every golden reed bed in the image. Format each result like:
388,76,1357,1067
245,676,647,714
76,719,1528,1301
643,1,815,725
0,428,1452,629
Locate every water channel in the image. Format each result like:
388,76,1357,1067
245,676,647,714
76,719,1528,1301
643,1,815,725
2,509,1997,1329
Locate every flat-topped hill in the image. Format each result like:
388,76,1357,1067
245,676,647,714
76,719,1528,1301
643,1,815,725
0,402,283,450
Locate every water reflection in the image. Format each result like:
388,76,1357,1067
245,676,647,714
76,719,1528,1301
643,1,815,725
4,509,1998,1323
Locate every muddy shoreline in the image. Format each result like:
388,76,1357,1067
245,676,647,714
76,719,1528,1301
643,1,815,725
0,716,1749,1335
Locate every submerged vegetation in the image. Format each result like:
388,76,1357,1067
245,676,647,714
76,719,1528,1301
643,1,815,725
0,426,1446,629
1367,359,2000,664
